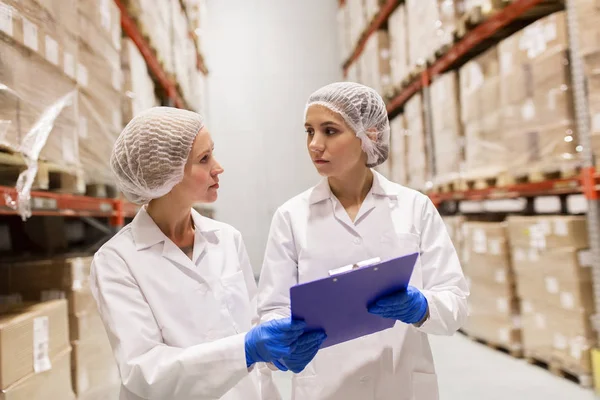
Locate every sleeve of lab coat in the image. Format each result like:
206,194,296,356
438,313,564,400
234,231,282,400
90,249,249,400
257,208,298,323
415,197,470,336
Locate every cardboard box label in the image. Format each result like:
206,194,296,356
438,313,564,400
522,301,533,314
554,333,568,350
494,269,506,283
62,136,77,164
77,63,89,87
22,17,39,52
41,290,66,301
528,248,540,262
593,113,600,132
45,35,59,66
72,258,85,290
489,239,501,255
0,293,22,305
545,276,559,294
496,297,509,313
473,229,487,253
112,68,121,91
64,52,75,78
78,117,88,139
529,224,546,249
521,99,536,121
100,0,111,31
560,292,575,310
33,316,51,373
578,250,592,267
535,313,546,329
498,328,509,343
554,220,568,236
514,248,526,262
0,3,13,37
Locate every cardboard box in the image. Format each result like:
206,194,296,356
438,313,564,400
389,115,407,185
462,222,513,286
77,0,121,51
548,307,596,373
0,300,70,389
575,0,600,54
405,94,429,190
362,31,392,95
431,71,463,183
507,216,589,250
69,311,106,342
442,216,466,260
388,5,409,87
519,12,568,62
468,282,519,319
72,335,120,397
520,299,554,360
0,348,75,400
463,313,521,350
0,257,92,292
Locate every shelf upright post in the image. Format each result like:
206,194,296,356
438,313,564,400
564,0,600,333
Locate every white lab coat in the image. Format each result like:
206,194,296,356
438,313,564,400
90,207,280,400
257,171,469,400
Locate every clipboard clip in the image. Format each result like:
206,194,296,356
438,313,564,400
328,257,381,276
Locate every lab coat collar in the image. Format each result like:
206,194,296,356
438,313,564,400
308,169,400,205
131,207,220,251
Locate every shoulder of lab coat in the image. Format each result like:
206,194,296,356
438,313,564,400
90,219,250,400
412,194,470,336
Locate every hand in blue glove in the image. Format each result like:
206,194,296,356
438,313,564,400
274,330,327,373
245,318,306,368
367,286,428,324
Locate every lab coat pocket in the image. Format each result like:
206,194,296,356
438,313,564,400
411,372,439,400
222,270,253,333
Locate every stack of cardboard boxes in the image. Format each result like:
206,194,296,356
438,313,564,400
430,71,464,186
507,216,596,376
0,0,80,178
121,38,159,124
359,31,392,96
0,257,120,399
77,0,123,187
387,4,409,91
498,12,578,177
389,115,407,185
404,93,429,190
462,222,522,352
459,47,505,178
0,300,74,399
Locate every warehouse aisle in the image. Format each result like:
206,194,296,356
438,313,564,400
272,334,596,399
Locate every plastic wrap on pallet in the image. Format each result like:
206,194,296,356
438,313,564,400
126,0,175,75
0,2,81,219
430,71,463,186
404,93,430,190
459,46,505,178
507,216,596,372
388,4,409,88
389,115,407,185
498,12,580,176
347,0,367,48
122,38,158,123
461,221,522,350
360,31,391,96
406,0,458,70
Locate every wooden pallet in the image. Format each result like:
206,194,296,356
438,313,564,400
460,330,523,358
460,171,514,190
0,151,85,195
509,164,581,185
430,179,463,194
85,183,119,199
525,353,593,388
455,1,513,39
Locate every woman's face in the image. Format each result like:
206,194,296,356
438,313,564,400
171,127,224,204
305,104,367,178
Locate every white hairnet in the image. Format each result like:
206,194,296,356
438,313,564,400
111,107,204,204
305,82,390,167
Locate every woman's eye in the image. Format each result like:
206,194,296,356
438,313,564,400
325,128,337,136
200,155,209,163
305,129,314,136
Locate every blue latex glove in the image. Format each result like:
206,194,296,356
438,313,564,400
368,286,428,324
276,330,327,373
245,318,306,367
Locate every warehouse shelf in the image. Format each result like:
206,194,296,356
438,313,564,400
0,185,140,227
342,0,401,72
386,0,564,116
114,0,202,109
428,168,600,207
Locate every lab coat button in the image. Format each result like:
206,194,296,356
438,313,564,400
360,376,371,384
353,237,362,245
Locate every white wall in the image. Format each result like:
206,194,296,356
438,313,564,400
204,1,342,276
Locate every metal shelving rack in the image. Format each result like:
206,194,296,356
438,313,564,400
0,0,208,229
341,0,600,355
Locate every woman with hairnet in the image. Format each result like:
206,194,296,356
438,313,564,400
90,107,325,400
257,83,469,399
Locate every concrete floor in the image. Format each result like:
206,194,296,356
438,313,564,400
272,334,598,399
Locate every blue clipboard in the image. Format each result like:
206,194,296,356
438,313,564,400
290,252,418,349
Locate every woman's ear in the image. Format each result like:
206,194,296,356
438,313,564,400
366,128,377,142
